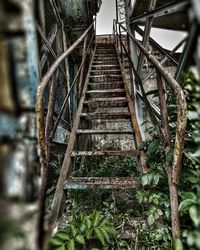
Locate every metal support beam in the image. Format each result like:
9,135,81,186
135,26,179,66
137,0,157,75
175,19,198,80
131,1,189,24
118,22,187,185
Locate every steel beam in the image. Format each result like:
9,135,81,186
175,20,198,80
131,1,189,24
135,26,179,66
137,0,157,75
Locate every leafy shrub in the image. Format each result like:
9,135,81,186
49,210,116,250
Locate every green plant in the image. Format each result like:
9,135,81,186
49,210,117,250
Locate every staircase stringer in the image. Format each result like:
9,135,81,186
47,46,96,229
115,45,149,173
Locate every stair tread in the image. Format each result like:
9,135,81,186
90,75,122,77
92,64,119,67
88,82,123,85
86,89,125,93
71,150,140,157
64,176,140,190
76,129,134,134
84,97,128,103
81,111,130,116
90,69,121,72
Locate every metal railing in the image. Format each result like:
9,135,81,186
113,19,187,182
36,19,96,165
113,19,187,240
36,18,96,248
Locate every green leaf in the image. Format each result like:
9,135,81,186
92,210,100,227
67,239,75,250
179,199,195,212
80,223,86,233
75,234,85,245
189,205,200,227
50,238,63,246
104,225,117,236
85,217,92,229
56,232,70,241
181,192,196,200
55,245,65,250
86,229,92,239
152,174,160,186
141,173,152,186
147,139,159,155
98,217,108,227
100,228,110,243
147,214,155,226
157,208,163,216
103,201,110,208
94,228,105,246
173,238,183,250
70,225,77,238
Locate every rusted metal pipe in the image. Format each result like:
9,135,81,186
50,32,95,140
36,22,70,86
36,20,95,165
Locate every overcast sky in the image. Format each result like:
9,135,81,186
96,0,116,34
96,0,187,51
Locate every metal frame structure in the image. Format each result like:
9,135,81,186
113,0,199,242
1,0,200,249
113,16,187,240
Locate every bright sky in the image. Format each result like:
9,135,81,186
96,0,187,51
96,0,116,34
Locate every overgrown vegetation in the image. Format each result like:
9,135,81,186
48,72,200,249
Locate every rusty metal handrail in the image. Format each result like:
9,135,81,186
114,20,187,184
50,31,95,140
36,20,95,164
